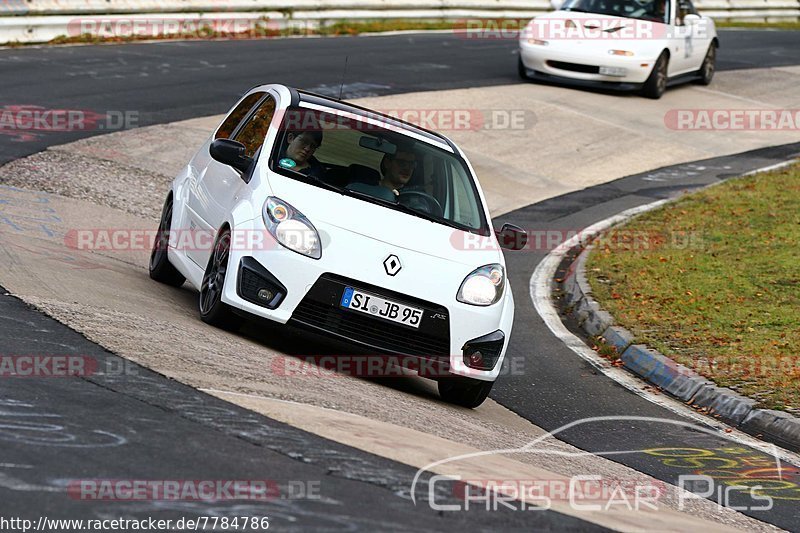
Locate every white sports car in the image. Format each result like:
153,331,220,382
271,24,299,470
518,0,718,98
149,84,526,407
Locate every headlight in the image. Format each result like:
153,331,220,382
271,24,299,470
457,264,505,306
262,197,321,259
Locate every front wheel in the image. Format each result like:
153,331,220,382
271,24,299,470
199,229,241,331
438,377,494,408
518,56,531,81
696,45,716,85
641,53,668,99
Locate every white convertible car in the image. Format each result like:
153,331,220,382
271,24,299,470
518,0,718,98
149,84,526,407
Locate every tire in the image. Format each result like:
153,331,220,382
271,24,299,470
438,377,494,408
149,195,186,287
696,44,716,86
518,56,531,81
641,52,668,99
199,228,242,331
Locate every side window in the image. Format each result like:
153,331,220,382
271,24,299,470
215,92,265,140
448,161,480,229
233,95,277,158
676,0,695,24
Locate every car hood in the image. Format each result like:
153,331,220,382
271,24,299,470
266,173,503,267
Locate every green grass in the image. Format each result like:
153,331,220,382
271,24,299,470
42,19,457,46
587,162,800,413
715,20,800,30
317,19,456,36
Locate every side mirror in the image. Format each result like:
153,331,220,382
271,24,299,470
210,139,253,174
496,223,528,251
550,0,564,9
683,13,701,24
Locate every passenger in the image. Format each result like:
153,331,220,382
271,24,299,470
279,129,325,179
379,148,417,196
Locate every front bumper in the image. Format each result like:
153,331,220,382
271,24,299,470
220,219,514,381
519,42,655,86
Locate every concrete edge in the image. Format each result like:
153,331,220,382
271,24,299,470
560,233,800,452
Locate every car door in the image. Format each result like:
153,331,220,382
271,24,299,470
681,0,711,70
668,0,704,74
665,0,691,74
186,92,276,268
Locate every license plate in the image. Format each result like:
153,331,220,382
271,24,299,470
599,66,627,77
340,287,423,328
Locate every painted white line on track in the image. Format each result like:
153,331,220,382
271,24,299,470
693,85,782,108
528,162,800,468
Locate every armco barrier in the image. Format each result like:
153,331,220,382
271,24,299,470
0,0,797,44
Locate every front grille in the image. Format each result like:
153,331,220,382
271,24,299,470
546,60,600,74
289,274,451,360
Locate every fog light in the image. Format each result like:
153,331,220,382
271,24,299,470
468,351,484,367
462,330,505,371
237,257,287,310
257,289,274,301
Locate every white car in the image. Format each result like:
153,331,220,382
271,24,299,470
518,0,718,98
149,84,526,407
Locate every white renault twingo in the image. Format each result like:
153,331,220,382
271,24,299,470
149,84,526,407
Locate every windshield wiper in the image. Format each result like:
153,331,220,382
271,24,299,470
391,201,466,230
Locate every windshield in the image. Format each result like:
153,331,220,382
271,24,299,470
269,106,489,235
561,0,670,23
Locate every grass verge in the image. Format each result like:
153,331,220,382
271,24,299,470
715,20,800,30
587,162,800,414
38,19,457,47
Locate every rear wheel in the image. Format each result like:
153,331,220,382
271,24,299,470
199,229,241,331
642,52,668,99
438,377,494,408
696,45,716,85
149,195,186,287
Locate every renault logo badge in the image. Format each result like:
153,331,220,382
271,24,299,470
383,254,402,276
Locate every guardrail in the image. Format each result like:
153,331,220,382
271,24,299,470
0,0,797,45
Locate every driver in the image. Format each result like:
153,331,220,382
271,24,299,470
651,0,668,22
379,147,417,196
281,129,325,179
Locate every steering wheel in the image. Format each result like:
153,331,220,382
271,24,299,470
398,190,444,218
